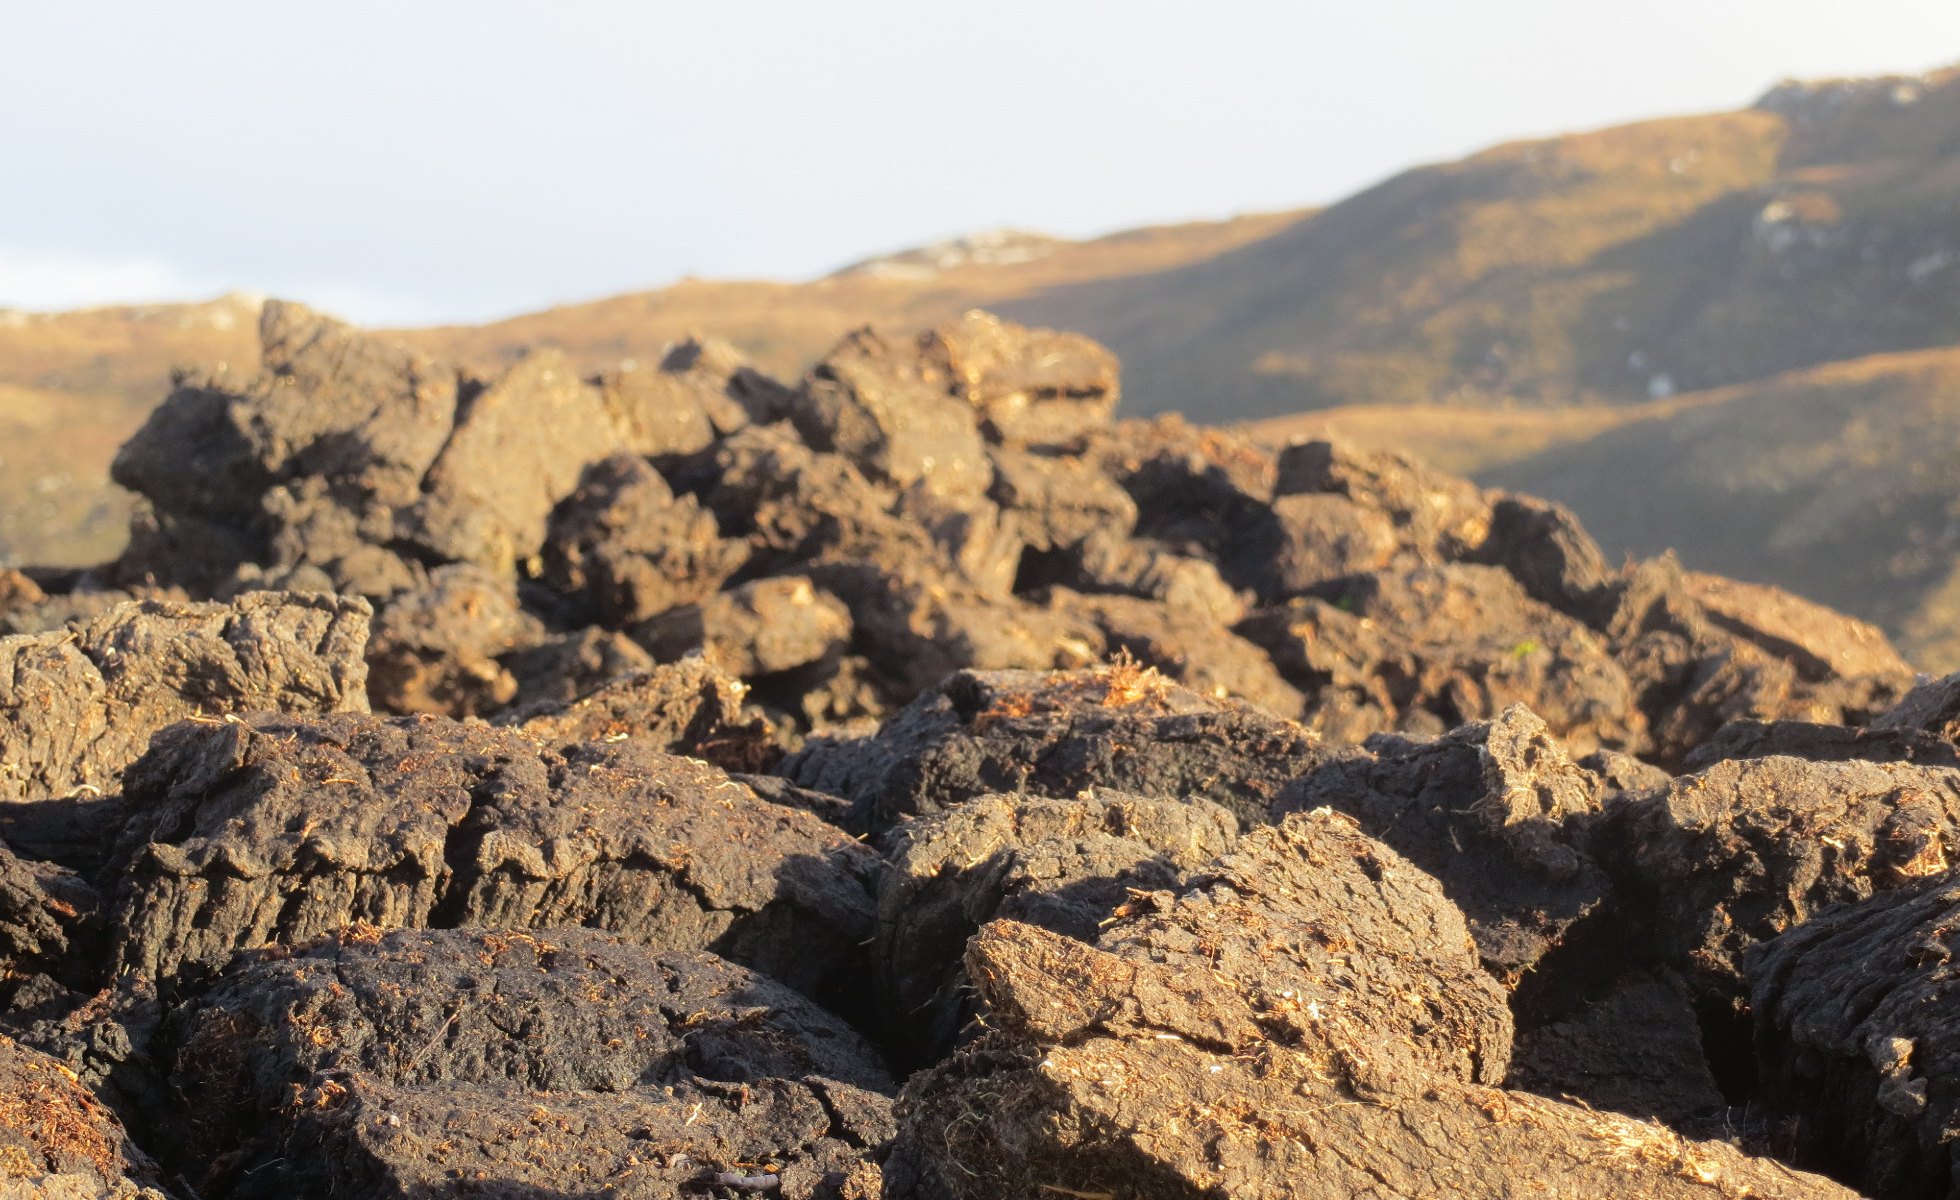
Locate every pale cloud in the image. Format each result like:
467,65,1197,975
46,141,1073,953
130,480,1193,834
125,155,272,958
0,248,215,313
0,247,447,327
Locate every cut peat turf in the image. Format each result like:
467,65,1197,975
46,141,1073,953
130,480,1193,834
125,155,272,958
0,302,1943,1197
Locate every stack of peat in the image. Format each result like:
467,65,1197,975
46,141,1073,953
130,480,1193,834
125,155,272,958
0,301,1954,1198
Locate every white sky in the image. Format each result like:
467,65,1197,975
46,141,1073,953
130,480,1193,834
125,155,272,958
3,1,1958,325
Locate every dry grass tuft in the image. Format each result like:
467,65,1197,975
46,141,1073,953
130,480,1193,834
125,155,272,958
0,1036,125,1183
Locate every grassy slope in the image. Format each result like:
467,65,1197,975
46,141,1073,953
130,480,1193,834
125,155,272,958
1240,401,1677,477
1007,111,1790,418
391,66,1960,430
385,66,1960,427
1483,345,1960,670
394,213,1304,380
0,382,143,567
0,296,260,564
999,68,1960,422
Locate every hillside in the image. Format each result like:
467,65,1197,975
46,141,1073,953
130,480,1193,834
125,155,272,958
1477,345,1960,669
1007,66,1960,419
0,293,260,564
13,65,1960,668
396,212,1304,381
1241,400,1675,477
395,66,1960,423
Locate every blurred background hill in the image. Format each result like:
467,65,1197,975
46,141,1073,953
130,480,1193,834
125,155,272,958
11,64,1960,665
